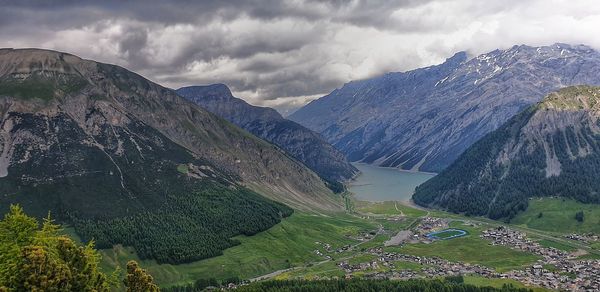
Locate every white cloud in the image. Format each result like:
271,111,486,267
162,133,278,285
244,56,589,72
2,0,600,113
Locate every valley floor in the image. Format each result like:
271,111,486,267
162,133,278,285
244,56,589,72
85,197,600,291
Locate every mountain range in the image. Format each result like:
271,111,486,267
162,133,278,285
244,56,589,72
0,48,341,263
176,84,358,190
413,85,600,219
289,43,600,173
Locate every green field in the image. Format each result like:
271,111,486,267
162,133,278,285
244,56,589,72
536,239,578,252
387,222,540,272
356,201,427,217
512,197,600,234
61,199,556,288
98,212,377,287
429,229,467,239
276,261,345,280
176,164,189,174
347,254,378,265
392,260,426,271
464,276,550,292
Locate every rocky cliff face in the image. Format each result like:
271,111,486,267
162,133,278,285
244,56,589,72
289,44,600,172
413,86,600,219
177,85,358,187
0,48,341,214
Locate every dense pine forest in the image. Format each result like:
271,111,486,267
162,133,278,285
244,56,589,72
235,279,533,292
72,182,292,264
414,86,600,220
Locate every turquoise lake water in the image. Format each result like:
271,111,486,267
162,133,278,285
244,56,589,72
348,163,435,202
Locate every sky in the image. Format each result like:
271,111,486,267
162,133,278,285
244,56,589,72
2,0,600,115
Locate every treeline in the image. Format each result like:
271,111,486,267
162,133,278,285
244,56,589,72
162,277,241,292
0,205,159,291
72,183,293,264
236,279,533,292
414,103,600,220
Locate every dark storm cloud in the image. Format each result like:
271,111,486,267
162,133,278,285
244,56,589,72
0,0,425,28
1,0,600,112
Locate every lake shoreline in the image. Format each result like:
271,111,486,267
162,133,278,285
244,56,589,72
347,163,435,202
350,162,438,176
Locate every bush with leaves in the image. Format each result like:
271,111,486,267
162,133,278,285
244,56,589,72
124,260,159,292
0,205,157,292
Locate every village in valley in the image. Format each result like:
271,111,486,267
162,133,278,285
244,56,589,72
274,200,600,292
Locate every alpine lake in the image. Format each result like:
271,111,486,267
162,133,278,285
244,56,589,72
348,163,435,202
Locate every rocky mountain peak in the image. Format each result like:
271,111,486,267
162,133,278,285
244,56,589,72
177,84,234,101
540,85,600,111
445,51,468,66
290,43,600,173
0,48,87,77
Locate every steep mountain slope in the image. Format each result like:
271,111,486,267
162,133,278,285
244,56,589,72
289,44,600,172
413,86,600,220
0,48,340,263
176,84,358,189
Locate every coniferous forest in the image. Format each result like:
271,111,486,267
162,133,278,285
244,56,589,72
72,183,293,264
414,87,600,220
236,279,533,292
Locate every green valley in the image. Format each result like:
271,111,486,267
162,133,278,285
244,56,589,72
96,212,377,287
90,197,600,291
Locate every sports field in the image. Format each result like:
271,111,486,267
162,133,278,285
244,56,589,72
427,228,468,240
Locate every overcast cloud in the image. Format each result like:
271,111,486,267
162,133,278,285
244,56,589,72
2,0,600,114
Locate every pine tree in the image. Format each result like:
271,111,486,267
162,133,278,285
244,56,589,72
124,260,160,292
0,205,112,291
0,205,38,288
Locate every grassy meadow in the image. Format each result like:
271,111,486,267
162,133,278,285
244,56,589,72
59,198,588,288
512,197,600,234
97,212,377,287
386,221,540,272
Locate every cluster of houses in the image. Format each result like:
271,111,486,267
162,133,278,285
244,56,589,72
314,240,355,257
349,231,376,242
330,225,600,291
416,217,448,234
379,250,495,278
482,226,600,291
504,261,600,291
337,259,380,273
336,247,495,280
401,217,450,244
565,233,599,243
303,221,600,291
312,249,332,260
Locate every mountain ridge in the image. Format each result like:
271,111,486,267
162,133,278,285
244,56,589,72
0,48,341,212
0,48,342,264
289,43,600,173
177,84,358,187
413,85,600,219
